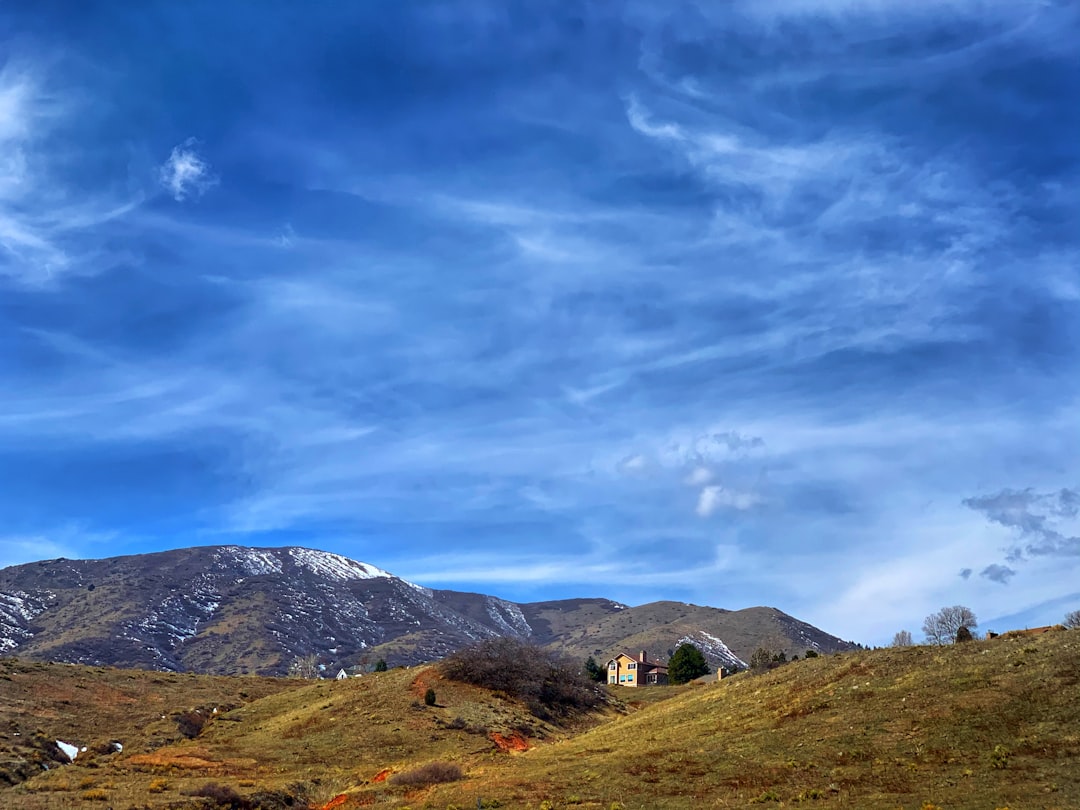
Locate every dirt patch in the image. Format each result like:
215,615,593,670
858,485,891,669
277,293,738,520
370,767,392,782
318,794,374,809
409,669,441,698
490,731,530,752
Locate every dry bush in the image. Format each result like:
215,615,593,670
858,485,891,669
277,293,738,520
389,761,464,787
185,782,254,809
175,708,209,739
440,637,602,719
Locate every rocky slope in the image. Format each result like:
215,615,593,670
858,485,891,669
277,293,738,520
0,545,854,675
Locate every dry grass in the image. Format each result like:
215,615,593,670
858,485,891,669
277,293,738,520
3,629,1079,808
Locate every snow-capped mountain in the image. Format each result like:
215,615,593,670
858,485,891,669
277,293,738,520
0,546,855,675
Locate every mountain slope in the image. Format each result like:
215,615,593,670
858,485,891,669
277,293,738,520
0,545,854,675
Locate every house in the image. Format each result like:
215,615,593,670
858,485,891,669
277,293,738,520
335,668,349,680
606,650,668,686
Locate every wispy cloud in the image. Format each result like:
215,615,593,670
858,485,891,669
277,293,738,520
0,63,141,286
0,1,1077,646
159,138,217,201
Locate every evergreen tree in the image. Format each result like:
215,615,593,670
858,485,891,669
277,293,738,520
584,655,606,683
374,658,388,672
668,643,710,684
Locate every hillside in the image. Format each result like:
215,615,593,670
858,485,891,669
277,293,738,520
2,628,1078,808
0,545,855,675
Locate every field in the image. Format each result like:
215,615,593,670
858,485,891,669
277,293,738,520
3,629,1079,809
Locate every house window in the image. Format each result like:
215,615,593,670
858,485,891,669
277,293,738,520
609,676,616,684
609,662,617,670
628,663,636,669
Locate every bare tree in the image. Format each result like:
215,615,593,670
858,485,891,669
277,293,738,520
922,605,977,645
1065,609,1080,629
891,630,914,647
288,653,319,678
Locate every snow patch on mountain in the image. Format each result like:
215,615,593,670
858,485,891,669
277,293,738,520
288,548,393,581
678,630,747,671
0,590,50,652
483,596,532,637
217,546,283,576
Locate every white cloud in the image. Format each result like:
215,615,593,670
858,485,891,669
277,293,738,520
685,467,713,486
0,64,143,286
616,454,647,474
697,485,761,516
160,137,217,201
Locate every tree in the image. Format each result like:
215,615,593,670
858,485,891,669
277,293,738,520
374,659,388,672
804,649,818,658
892,630,914,647
1064,609,1080,629
583,656,606,683
668,643,710,684
749,647,773,673
424,687,437,706
922,605,977,645
288,653,318,679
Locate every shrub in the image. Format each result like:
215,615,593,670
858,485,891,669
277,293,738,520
374,659,388,672
804,650,818,658
424,687,437,706
388,762,463,786
175,709,208,739
440,637,602,718
185,782,253,809
81,788,109,801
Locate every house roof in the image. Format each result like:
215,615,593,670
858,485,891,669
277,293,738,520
607,652,668,674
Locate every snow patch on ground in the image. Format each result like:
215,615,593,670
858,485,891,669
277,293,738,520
56,740,79,761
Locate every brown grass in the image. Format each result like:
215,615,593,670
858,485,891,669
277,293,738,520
3,629,1079,808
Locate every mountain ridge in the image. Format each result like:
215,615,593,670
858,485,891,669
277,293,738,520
0,544,855,675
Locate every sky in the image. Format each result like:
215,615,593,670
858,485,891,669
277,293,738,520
1,1,1078,646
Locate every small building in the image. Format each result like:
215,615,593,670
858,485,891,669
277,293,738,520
335,668,349,680
606,650,668,687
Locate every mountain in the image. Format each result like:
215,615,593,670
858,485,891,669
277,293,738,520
0,545,855,675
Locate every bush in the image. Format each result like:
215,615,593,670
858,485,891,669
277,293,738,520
439,637,603,718
804,650,818,658
175,709,208,739
424,687,437,706
184,782,253,809
374,659,388,672
389,762,463,787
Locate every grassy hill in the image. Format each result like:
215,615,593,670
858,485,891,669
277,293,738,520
3,628,1078,809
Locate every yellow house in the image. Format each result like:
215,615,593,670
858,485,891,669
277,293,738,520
607,650,669,687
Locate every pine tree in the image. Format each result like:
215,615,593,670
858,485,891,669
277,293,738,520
668,643,710,684
584,655,606,683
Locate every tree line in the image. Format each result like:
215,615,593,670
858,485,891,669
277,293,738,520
891,606,1080,648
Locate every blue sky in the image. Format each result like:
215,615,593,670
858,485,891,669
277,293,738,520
1,1,1078,645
